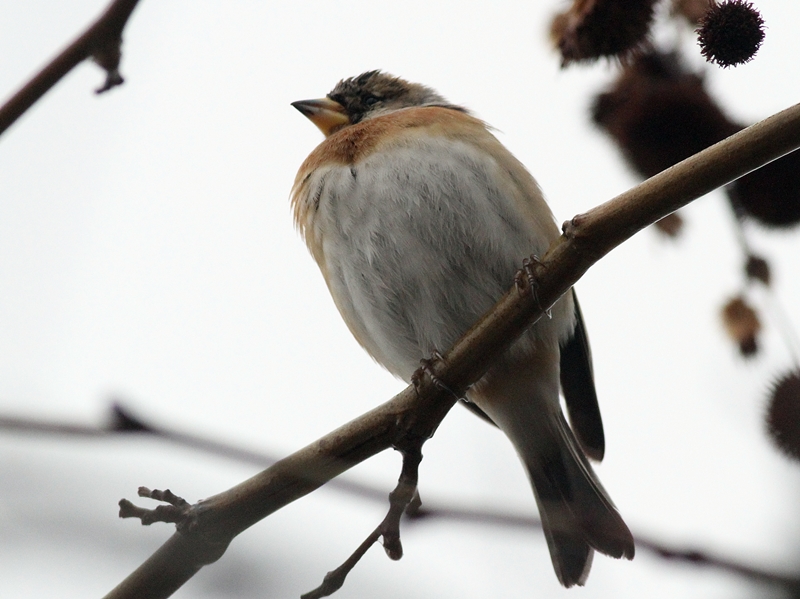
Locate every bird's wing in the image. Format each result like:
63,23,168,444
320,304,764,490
559,290,605,461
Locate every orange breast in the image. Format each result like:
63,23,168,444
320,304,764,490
298,106,488,171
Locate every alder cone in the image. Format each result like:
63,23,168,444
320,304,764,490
744,254,770,286
551,0,657,65
720,296,760,357
592,51,742,179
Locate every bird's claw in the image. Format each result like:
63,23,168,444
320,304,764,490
516,255,551,319
412,350,461,401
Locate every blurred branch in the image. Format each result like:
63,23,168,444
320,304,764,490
409,507,800,592
0,413,109,437
0,403,389,503
5,402,800,592
0,0,141,137
633,536,800,591
88,100,800,597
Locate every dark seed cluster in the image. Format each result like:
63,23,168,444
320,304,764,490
697,0,765,67
551,0,658,65
766,371,800,462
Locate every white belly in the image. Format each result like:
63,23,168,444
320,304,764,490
307,137,572,381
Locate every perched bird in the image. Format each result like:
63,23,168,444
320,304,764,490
291,71,634,586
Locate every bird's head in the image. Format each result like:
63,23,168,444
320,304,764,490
292,71,459,137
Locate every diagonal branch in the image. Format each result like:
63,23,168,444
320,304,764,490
0,0,142,137
102,100,800,599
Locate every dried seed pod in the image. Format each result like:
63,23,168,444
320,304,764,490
765,370,800,462
551,0,658,66
654,213,685,237
721,295,761,357
592,51,743,178
672,0,712,25
697,0,765,67
727,150,800,228
744,254,770,286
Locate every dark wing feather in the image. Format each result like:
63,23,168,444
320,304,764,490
560,290,605,461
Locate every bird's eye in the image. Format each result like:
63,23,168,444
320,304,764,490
364,95,380,107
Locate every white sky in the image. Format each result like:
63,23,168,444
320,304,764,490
1,1,800,598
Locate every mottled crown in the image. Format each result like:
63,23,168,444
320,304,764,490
327,71,463,123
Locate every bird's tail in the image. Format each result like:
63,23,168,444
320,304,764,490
521,411,635,586
471,369,634,587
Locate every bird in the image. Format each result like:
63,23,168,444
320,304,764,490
290,70,634,587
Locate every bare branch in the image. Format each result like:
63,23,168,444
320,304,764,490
302,450,422,599
119,488,193,527
100,101,800,598
0,0,141,137
301,526,382,599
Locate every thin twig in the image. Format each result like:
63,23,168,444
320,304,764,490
119,488,193,527
302,448,423,599
0,0,141,137
301,527,383,599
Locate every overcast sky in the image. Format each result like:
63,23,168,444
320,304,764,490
2,1,800,598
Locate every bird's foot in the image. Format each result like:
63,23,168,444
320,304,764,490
412,350,462,401
515,255,552,319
